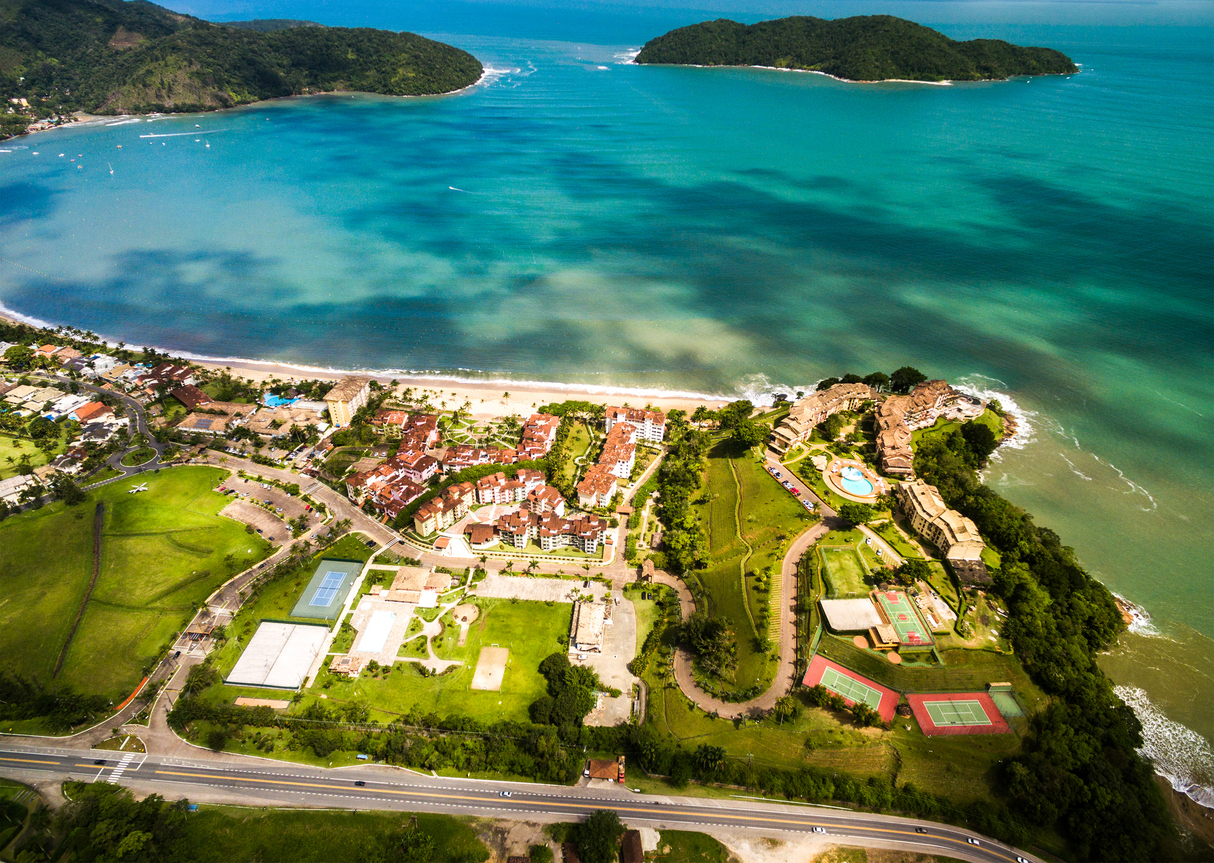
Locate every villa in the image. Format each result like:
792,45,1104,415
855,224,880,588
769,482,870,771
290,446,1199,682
604,406,666,443
896,479,991,585
770,383,878,455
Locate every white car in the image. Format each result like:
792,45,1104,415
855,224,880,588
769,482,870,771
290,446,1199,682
812,827,826,834
967,838,980,846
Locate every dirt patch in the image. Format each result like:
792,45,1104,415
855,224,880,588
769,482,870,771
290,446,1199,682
475,819,559,862
470,646,509,691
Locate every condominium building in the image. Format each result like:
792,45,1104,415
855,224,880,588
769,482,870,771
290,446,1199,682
323,376,372,428
770,383,878,454
604,406,666,443
896,479,990,584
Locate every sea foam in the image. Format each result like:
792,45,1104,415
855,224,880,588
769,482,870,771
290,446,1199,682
1115,685,1214,810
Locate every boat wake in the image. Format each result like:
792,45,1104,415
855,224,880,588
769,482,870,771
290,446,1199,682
1115,685,1214,810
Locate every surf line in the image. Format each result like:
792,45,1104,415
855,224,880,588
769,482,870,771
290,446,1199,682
139,130,229,138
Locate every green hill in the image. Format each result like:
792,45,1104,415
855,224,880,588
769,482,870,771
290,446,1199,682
0,0,481,132
635,15,1078,82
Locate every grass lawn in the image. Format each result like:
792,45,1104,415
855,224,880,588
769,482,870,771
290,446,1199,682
911,408,1003,448
170,806,488,862
0,466,274,704
656,830,734,862
820,547,869,597
300,597,571,725
559,421,592,485
0,433,55,480
120,446,157,466
870,519,924,560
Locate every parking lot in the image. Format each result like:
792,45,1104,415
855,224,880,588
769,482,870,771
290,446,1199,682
216,476,323,539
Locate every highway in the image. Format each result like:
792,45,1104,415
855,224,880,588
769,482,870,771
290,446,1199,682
0,745,1035,863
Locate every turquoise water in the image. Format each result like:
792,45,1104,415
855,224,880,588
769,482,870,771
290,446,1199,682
0,6,1210,793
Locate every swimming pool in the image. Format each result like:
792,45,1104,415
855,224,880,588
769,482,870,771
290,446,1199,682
840,466,875,497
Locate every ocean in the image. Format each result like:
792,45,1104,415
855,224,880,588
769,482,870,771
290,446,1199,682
0,1,1210,804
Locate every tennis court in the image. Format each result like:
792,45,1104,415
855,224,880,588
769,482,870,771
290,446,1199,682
802,655,898,722
907,692,1010,736
291,558,363,620
821,666,883,710
876,590,933,647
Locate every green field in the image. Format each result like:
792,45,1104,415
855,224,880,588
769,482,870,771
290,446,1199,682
120,446,157,466
0,432,60,480
308,598,572,724
0,467,273,704
656,830,734,863
560,421,593,486
820,547,869,597
689,444,815,693
172,807,487,862
911,407,1003,448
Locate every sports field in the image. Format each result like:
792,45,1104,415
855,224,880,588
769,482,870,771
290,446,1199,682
802,655,898,722
0,467,273,704
876,590,933,647
907,692,1010,736
820,547,868,597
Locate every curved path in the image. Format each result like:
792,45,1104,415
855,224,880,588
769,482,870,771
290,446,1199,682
660,448,846,719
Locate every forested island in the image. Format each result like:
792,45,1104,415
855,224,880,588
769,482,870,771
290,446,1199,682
0,0,482,137
635,15,1078,82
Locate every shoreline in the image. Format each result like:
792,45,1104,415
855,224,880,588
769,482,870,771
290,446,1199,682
0,303,728,418
631,61,1075,85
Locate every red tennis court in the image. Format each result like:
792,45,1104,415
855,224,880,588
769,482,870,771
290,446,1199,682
803,655,898,722
907,691,1010,736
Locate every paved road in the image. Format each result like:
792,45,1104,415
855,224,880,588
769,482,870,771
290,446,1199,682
0,745,1036,863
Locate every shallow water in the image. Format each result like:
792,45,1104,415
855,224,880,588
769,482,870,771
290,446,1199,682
0,6,1210,799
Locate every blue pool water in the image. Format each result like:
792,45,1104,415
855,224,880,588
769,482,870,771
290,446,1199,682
840,467,875,497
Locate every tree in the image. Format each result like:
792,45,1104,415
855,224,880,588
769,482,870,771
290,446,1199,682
774,694,799,725
862,371,890,391
573,810,625,863
961,421,998,464
730,418,767,451
2,344,34,370
890,366,927,394
717,399,753,431
838,503,875,525
816,377,841,391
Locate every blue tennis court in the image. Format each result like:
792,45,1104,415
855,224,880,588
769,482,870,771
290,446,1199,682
291,559,363,620
309,571,345,607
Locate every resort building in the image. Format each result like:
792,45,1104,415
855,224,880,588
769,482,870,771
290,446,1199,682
412,481,476,535
770,383,878,454
576,464,618,509
896,479,990,584
475,469,545,505
323,376,372,428
523,484,566,517
442,444,518,473
493,509,608,554
598,424,637,479
874,380,985,478
604,406,666,443
519,413,562,460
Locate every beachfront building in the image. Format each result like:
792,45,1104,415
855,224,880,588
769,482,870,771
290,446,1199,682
599,424,637,479
604,406,666,443
896,479,990,585
323,376,372,428
874,381,985,478
770,383,879,455
576,464,618,509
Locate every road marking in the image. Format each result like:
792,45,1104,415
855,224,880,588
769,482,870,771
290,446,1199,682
0,757,58,766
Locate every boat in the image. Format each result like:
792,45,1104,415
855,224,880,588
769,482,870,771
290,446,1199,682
108,163,114,175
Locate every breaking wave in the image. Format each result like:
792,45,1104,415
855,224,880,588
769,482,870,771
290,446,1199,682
1115,685,1214,810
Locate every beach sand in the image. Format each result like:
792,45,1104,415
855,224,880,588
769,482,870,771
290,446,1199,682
0,306,727,417
193,356,728,418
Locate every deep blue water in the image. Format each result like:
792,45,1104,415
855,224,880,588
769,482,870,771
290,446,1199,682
0,1,1211,785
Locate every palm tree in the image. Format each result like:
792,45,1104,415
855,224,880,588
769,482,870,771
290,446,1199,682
774,695,797,725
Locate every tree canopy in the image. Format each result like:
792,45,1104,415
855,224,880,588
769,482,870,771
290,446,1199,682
0,0,482,122
636,15,1078,83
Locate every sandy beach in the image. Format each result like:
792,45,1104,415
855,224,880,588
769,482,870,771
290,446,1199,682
193,356,728,418
0,305,727,417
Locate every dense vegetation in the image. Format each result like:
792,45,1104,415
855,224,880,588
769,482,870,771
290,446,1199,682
635,15,1078,82
915,426,1171,860
0,0,481,127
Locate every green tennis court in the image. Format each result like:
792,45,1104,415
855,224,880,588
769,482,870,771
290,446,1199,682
924,699,992,726
821,666,883,710
876,590,933,646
